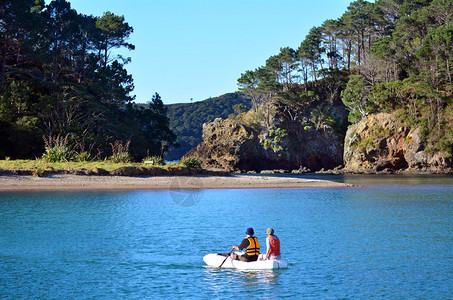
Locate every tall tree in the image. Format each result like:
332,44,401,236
342,0,375,74
299,26,325,82
95,11,134,68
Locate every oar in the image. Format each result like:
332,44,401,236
217,248,234,269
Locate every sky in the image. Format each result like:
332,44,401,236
58,0,354,104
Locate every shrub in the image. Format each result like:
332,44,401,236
109,140,132,163
41,134,73,162
262,128,288,154
73,151,93,162
32,167,45,177
180,157,201,168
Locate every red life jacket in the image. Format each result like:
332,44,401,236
268,235,281,256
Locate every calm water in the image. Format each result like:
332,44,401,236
0,176,452,299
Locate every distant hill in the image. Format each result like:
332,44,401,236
165,93,250,160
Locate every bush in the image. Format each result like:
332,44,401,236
180,157,201,168
32,167,45,177
262,128,287,154
73,151,93,162
41,134,73,162
109,140,132,163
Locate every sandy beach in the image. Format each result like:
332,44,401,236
0,174,351,191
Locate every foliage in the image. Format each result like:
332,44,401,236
165,93,250,160
0,0,175,161
73,151,93,162
0,159,158,172
341,75,374,123
180,157,201,168
262,128,288,154
109,140,132,163
41,134,73,163
234,0,452,158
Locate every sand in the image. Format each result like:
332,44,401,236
0,174,352,191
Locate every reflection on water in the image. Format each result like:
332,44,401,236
0,180,452,299
202,268,283,298
293,173,453,185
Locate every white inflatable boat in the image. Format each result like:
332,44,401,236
203,253,288,270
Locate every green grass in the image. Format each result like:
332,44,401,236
0,160,179,172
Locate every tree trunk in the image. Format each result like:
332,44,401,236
445,56,452,91
0,40,7,91
347,41,351,73
312,62,317,82
104,43,108,68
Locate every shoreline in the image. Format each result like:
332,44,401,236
0,174,352,191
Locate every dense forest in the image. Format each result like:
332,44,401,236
1,0,452,165
236,0,452,158
165,93,250,160
0,0,176,160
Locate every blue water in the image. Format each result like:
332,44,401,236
0,178,452,299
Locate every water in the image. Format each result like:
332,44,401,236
0,177,452,299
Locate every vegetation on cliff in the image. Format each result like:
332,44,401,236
0,0,176,161
225,0,452,170
165,93,250,160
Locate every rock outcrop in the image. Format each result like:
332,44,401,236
343,113,452,173
184,118,345,172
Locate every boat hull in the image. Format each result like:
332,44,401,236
203,253,288,270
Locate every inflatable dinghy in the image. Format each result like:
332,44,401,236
203,253,288,270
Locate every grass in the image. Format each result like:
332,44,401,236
0,160,180,172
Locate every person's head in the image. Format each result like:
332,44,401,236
266,228,274,236
246,227,254,236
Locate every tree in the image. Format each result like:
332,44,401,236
299,26,325,82
95,11,134,68
342,0,375,74
341,75,373,122
321,19,342,70
277,47,298,90
0,0,178,160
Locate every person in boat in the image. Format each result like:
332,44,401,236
230,227,260,262
264,228,281,260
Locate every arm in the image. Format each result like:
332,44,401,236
233,238,249,251
265,236,271,259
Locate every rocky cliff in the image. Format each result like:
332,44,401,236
184,117,344,172
343,113,452,173
185,112,452,174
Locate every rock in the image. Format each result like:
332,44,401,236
260,170,275,174
291,166,311,174
343,113,452,173
185,117,345,172
274,169,289,173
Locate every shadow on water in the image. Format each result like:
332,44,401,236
261,173,453,185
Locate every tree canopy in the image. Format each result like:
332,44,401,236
165,93,251,161
0,0,176,160
237,0,453,156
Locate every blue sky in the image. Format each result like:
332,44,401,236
61,0,354,104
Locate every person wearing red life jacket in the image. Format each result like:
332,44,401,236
230,227,260,262
265,228,281,260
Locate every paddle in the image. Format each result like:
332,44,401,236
217,248,234,269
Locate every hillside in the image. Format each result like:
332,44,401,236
165,93,250,160
185,0,453,174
